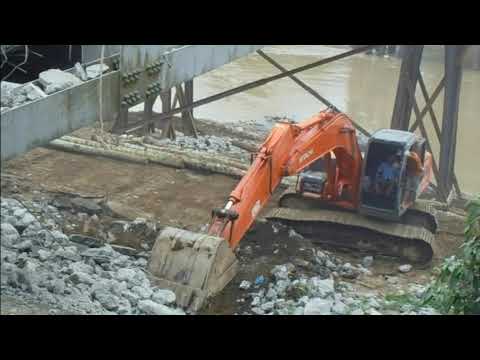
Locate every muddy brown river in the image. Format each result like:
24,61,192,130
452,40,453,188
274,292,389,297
145,45,479,194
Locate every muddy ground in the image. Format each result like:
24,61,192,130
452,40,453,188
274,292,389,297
0,119,467,315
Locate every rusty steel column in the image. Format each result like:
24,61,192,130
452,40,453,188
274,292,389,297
391,45,424,130
178,80,198,137
439,45,464,195
183,80,194,121
160,89,174,139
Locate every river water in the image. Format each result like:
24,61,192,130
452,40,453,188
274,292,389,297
159,45,480,194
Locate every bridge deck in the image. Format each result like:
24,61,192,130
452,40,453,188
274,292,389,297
1,45,263,161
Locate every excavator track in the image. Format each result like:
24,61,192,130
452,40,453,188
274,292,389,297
265,189,438,264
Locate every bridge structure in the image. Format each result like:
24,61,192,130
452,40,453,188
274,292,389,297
1,45,473,202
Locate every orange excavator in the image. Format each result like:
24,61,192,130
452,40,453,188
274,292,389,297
147,109,437,311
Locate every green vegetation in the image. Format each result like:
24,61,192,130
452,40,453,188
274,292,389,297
422,195,480,315
383,292,422,312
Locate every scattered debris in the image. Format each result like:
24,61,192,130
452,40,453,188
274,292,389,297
398,264,413,273
254,275,265,286
362,256,374,268
70,197,102,215
239,280,251,290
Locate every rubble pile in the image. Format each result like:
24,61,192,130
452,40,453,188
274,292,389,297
151,133,250,161
1,62,110,113
0,197,184,315
239,245,439,315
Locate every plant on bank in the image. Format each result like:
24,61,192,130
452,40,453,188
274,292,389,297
422,195,480,314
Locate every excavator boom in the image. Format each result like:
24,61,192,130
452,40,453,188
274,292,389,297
210,110,363,248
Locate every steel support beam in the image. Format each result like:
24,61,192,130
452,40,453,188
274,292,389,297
418,74,462,196
402,69,447,201
409,76,445,132
120,45,264,91
180,80,197,137
256,50,371,137
125,45,376,133
160,90,175,139
391,45,424,130
439,45,464,195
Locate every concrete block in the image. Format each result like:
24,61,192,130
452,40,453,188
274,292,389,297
86,64,109,79
39,69,83,94
73,63,88,81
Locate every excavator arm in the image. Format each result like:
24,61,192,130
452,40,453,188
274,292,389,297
208,109,363,248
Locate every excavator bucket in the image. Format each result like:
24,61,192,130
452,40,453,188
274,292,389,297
147,227,239,312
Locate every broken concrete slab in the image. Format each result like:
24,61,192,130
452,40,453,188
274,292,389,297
1,81,45,108
38,69,83,94
12,83,47,102
26,84,47,101
70,198,102,215
69,234,103,248
398,264,413,273
1,81,22,94
73,63,88,81
110,244,138,257
86,64,109,79
103,200,155,221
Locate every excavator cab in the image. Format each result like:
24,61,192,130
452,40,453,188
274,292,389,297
359,129,426,221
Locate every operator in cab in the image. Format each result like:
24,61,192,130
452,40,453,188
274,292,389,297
375,153,401,197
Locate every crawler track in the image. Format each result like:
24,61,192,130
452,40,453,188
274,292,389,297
265,190,438,264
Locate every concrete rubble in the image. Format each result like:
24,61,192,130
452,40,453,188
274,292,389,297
149,132,250,162
86,64,109,79
239,247,439,316
1,81,46,110
39,69,83,94
73,63,88,81
1,62,112,112
0,196,185,315
398,264,413,273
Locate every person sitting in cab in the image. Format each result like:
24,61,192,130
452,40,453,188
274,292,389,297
375,154,401,197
